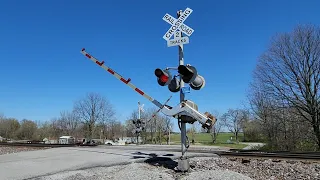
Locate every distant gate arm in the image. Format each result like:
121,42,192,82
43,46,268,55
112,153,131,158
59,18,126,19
80,48,214,129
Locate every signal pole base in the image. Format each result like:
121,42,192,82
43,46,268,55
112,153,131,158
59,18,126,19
177,157,190,172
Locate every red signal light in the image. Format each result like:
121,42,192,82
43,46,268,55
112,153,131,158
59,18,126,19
155,68,169,82
160,74,169,83
155,68,172,86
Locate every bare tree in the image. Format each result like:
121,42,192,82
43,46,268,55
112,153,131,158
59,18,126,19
50,117,64,139
124,118,135,137
132,107,164,144
187,124,197,144
221,109,248,142
73,92,116,139
0,113,4,120
162,116,173,145
253,24,320,149
58,110,80,137
248,82,315,150
36,120,55,140
142,107,159,143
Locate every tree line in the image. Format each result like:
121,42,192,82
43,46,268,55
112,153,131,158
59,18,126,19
0,93,119,141
0,92,175,144
205,24,320,152
246,24,320,151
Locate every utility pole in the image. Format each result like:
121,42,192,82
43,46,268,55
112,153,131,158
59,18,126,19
177,10,189,172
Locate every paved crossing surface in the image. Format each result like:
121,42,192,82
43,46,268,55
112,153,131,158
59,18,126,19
0,145,219,180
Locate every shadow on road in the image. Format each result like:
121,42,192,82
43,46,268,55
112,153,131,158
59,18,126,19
145,156,178,170
131,151,178,170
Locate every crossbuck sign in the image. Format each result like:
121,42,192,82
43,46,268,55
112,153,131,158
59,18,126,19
138,101,145,113
162,7,194,47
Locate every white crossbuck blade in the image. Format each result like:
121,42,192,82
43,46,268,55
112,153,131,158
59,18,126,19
138,104,145,112
162,7,194,41
80,48,215,129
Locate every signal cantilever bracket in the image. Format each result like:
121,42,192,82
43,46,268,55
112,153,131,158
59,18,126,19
80,48,215,130
160,101,214,129
147,95,173,123
165,67,178,70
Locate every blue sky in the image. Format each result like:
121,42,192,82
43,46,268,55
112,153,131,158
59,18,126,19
1,0,320,131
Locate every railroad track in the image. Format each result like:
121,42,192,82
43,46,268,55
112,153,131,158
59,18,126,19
98,145,320,162
0,142,97,148
1,142,319,162
218,151,320,162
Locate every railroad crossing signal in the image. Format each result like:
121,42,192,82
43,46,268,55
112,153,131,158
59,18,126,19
155,65,205,92
155,68,172,86
133,119,145,134
178,65,205,90
154,68,181,93
168,76,181,92
162,7,194,47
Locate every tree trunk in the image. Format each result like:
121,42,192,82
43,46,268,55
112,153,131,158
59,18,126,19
235,131,238,142
159,128,162,145
312,117,320,150
154,120,157,144
151,128,154,144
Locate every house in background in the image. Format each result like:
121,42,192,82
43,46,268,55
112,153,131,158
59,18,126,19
43,137,58,144
120,136,143,144
58,136,75,144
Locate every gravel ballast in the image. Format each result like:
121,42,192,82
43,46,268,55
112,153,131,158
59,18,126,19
34,156,319,180
0,146,48,155
190,157,320,180
35,162,251,180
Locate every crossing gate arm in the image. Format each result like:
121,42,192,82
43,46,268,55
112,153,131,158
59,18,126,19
147,95,173,123
81,48,163,108
80,48,215,130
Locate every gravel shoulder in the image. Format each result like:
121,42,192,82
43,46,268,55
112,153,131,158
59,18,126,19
34,160,251,180
0,146,48,155
2,146,318,180
33,156,319,180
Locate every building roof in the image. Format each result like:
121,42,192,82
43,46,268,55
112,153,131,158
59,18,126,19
59,136,74,139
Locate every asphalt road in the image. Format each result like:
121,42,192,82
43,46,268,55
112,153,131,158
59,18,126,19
0,145,220,180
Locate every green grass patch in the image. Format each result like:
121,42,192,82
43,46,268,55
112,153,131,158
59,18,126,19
202,142,248,149
167,132,247,149
170,132,244,143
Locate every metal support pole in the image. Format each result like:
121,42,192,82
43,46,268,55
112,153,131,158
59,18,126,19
169,125,171,145
177,10,190,172
137,101,141,145
138,101,141,120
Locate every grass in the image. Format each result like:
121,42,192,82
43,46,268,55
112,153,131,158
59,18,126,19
168,132,247,149
170,132,244,143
